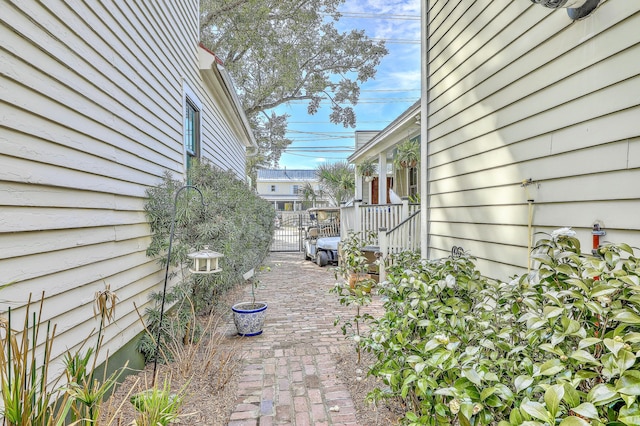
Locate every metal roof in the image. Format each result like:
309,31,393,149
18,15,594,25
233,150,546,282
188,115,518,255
257,169,318,181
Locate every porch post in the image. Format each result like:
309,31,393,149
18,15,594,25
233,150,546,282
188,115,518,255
353,199,362,235
355,169,363,201
378,152,387,205
402,197,409,220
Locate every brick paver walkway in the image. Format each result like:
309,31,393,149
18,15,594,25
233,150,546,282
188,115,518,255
226,252,379,426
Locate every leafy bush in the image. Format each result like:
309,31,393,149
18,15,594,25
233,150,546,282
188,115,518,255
130,376,187,426
331,231,377,363
363,231,640,425
140,160,275,362
0,291,125,426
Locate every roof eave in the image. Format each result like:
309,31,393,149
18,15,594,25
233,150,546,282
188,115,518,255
348,100,421,163
198,44,258,154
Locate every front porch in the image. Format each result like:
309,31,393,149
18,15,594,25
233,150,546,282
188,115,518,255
340,198,420,280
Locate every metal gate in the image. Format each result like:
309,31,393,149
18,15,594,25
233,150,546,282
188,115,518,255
270,212,310,252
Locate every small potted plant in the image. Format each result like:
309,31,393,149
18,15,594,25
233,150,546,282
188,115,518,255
231,268,268,336
394,138,420,169
356,158,377,182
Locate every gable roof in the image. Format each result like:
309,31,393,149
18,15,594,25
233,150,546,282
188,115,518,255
257,169,318,181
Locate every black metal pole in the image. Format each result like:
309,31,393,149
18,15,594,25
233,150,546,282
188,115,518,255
152,185,204,383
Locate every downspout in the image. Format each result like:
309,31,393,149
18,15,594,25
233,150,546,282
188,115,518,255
420,0,430,258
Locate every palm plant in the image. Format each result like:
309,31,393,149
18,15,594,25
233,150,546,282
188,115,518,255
298,182,322,209
394,138,420,169
356,158,377,177
316,161,355,206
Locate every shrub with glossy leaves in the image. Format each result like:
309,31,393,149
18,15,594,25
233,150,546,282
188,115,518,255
364,232,640,425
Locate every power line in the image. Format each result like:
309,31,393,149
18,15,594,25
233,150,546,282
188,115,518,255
287,139,352,143
283,152,350,159
370,38,420,44
287,136,353,141
286,150,353,152
287,98,418,104
288,130,354,135
288,120,386,124
360,89,420,92
329,12,420,20
285,146,353,150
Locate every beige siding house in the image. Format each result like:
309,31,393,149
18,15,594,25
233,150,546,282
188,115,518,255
257,169,327,211
421,0,640,279
0,1,255,374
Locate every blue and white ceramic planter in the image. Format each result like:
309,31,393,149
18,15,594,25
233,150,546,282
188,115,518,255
232,302,268,336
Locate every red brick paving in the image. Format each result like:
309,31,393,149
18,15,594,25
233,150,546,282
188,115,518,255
225,252,381,425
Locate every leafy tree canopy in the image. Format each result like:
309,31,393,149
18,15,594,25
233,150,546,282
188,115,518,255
200,0,388,176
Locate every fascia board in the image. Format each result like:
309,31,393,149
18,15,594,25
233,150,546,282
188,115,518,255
198,45,258,151
348,101,421,163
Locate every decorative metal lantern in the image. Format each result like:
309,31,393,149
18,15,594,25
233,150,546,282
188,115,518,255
187,246,223,274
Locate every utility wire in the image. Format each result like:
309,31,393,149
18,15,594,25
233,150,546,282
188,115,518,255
285,146,353,150
287,98,418,104
328,12,420,20
283,152,350,159
359,88,420,92
370,38,419,44
288,130,354,135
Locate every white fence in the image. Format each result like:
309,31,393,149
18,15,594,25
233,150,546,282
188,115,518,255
379,210,421,256
341,199,419,244
340,199,421,281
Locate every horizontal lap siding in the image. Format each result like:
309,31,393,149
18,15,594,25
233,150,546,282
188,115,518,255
426,0,640,280
0,0,246,372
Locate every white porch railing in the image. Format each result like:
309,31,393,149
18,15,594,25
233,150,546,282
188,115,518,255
359,204,403,243
340,199,421,281
341,199,418,244
378,210,421,281
340,205,356,239
379,210,421,256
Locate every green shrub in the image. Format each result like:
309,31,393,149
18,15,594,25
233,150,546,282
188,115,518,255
140,160,275,362
130,376,187,426
364,230,640,425
331,231,377,364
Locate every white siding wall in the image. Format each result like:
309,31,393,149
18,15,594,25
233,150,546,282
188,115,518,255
0,0,248,372
425,0,640,279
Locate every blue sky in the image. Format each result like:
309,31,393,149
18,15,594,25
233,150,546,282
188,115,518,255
276,0,421,170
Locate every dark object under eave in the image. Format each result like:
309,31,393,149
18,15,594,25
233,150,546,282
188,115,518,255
530,0,601,20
